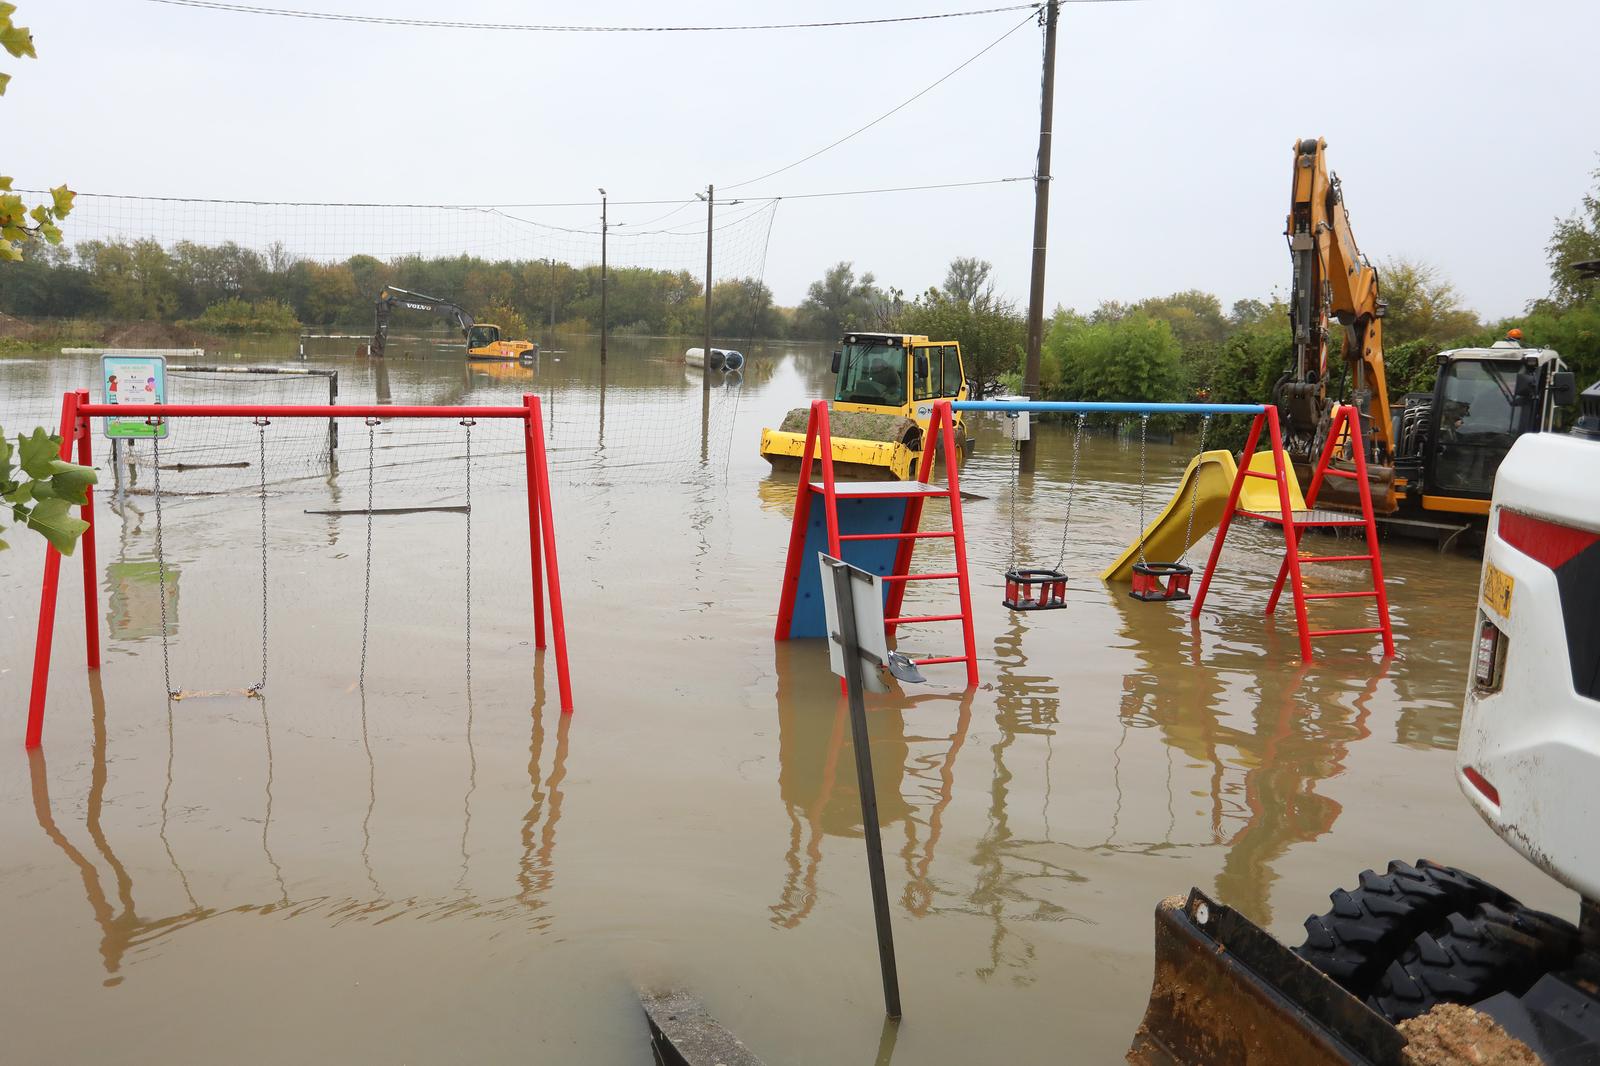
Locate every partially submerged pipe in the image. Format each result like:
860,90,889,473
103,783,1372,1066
684,347,744,373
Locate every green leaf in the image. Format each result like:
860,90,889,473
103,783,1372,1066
43,458,96,505
0,4,17,20
50,184,74,217
0,430,14,482
5,477,34,504
0,71,11,96
25,497,87,556
1,23,34,60
0,175,12,191
16,426,63,478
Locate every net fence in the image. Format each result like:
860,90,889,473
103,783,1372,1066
45,190,780,497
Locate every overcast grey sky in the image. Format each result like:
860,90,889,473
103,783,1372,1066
7,0,1598,319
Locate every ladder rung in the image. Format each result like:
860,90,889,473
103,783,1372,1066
839,531,954,542
1303,590,1378,600
1307,626,1385,637
1243,469,1279,480
914,655,971,666
1299,554,1373,563
881,572,960,582
886,613,963,625
1325,469,1358,479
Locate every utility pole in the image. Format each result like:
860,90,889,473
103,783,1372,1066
1019,0,1059,474
703,185,713,380
598,188,608,365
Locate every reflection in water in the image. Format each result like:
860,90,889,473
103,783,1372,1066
767,571,1390,975
30,679,571,981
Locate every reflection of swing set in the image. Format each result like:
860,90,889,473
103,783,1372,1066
959,399,1394,663
24,389,575,750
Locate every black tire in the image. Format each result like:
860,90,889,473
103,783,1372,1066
1367,902,1580,1023
1295,859,1513,999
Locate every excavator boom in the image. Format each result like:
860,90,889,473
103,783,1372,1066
1280,138,1397,512
371,286,474,358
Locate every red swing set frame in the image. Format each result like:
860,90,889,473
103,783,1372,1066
24,389,574,750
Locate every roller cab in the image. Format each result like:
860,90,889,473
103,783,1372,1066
760,332,970,480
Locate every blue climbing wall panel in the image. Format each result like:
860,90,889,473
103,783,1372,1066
785,494,908,639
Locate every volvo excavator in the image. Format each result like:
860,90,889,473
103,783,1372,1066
1273,138,1575,539
369,286,536,361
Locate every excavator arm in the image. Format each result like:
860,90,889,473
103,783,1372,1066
371,286,474,358
1277,138,1397,511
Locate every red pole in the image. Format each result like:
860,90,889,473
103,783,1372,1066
1266,407,1314,662
1344,406,1396,658
774,401,824,641
936,404,980,689
1189,411,1265,618
526,397,573,713
817,403,841,560
75,389,101,671
26,391,80,748
522,394,546,650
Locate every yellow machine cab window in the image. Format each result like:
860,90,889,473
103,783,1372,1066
835,339,907,406
467,324,499,349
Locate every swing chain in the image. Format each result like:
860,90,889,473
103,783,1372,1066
1007,414,1020,571
150,428,176,701
1136,415,1150,566
1179,414,1211,561
248,418,268,696
1054,413,1085,572
462,417,474,693
359,417,379,687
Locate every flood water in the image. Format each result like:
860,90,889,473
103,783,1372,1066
0,338,1576,1063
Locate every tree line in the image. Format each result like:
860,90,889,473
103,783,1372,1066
2,164,1596,400
0,238,795,341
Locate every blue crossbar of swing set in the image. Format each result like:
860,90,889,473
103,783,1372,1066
949,400,1268,415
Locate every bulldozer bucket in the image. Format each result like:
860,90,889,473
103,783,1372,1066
1129,890,1405,1065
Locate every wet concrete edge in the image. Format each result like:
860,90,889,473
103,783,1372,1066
639,988,766,1066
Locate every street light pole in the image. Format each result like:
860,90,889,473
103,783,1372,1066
598,188,608,365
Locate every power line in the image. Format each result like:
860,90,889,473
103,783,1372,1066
144,0,1045,32
20,177,1034,214
722,6,1042,191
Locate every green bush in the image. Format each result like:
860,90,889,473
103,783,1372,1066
186,297,300,333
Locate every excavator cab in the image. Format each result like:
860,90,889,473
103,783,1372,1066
466,324,502,352
1394,338,1576,510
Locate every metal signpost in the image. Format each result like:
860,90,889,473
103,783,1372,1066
819,554,919,1020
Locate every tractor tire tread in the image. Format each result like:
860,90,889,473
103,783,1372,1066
1294,859,1512,998
1366,901,1580,1023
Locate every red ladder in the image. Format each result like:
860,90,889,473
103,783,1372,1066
775,400,979,687
1190,404,1395,662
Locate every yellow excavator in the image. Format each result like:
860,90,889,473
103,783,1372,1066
1274,138,1575,536
760,331,970,480
369,286,537,361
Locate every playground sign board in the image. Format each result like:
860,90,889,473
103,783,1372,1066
100,353,168,439
819,554,891,694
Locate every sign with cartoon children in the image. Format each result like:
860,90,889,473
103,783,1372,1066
101,353,168,439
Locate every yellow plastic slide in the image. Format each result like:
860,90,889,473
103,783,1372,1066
1100,450,1307,583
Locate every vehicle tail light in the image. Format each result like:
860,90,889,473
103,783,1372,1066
1474,614,1506,693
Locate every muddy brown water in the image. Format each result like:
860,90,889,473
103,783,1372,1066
0,339,1577,1063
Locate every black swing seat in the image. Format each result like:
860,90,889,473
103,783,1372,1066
1130,560,1193,602
1004,568,1069,611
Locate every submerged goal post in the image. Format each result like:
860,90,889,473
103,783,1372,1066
25,389,573,750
